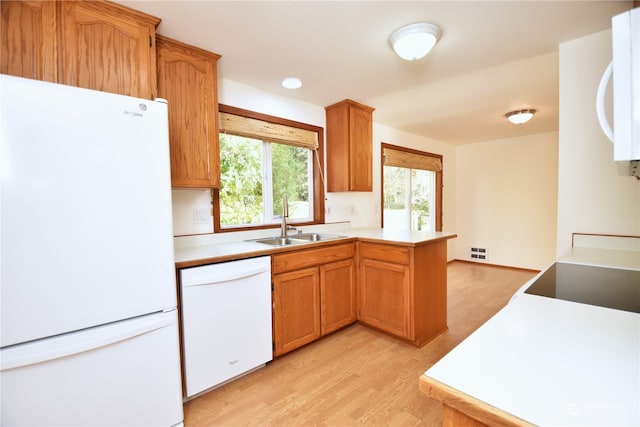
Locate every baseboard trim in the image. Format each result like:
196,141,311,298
450,259,540,274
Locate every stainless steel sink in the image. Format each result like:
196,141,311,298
251,233,345,247
294,233,344,242
253,237,301,246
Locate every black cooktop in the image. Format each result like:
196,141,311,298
524,262,640,313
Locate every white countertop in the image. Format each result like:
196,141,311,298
558,246,640,270
342,228,456,245
174,226,456,267
426,294,639,426
424,247,640,426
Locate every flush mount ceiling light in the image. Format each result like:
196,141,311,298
281,77,302,89
505,109,537,124
389,22,442,61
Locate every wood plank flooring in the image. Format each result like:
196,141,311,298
183,261,538,427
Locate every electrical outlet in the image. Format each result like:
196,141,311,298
193,208,210,224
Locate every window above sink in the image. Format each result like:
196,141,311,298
214,105,326,234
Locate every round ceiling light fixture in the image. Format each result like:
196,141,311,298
281,77,302,89
389,22,442,61
505,109,537,124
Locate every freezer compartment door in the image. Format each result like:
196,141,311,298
0,310,183,426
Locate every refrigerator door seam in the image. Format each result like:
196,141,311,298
1,311,175,371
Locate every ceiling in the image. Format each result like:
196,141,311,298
117,0,632,145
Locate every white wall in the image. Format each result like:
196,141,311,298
455,132,559,270
171,79,326,236
178,63,640,271
557,30,640,257
374,123,458,258
172,79,458,261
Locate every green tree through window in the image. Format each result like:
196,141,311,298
219,134,312,227
381,143,443,232
219,134,263,225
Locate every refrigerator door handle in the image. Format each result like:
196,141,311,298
596,61,614,143
1,311,175,372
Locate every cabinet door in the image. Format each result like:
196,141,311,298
348,104,373,191
359,258,410,339
58,0,159,99
273,267,321,356
157,36,220,188
325,100,374,192
320,258,356,335
0,0,57,82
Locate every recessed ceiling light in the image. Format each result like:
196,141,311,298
505,109,537,124
282,77,302,89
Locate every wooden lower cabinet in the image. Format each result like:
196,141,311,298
272,267,321,356
358,240,448,346
272,238,448,354
272,243,356,356
420,375,533,427
358,258,410,338
320,259,356,335
442,405,488,427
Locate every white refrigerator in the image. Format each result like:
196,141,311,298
0,75,184,426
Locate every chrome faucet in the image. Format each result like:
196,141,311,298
280,195,298,238
280,195,289,238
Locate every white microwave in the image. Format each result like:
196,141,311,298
597,7,639,178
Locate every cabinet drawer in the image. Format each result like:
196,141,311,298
272,243,355,274
358,242,410,265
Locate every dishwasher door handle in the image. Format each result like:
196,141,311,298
182,266,270,288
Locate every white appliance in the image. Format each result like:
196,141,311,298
597,7,640,177
0,75,184,426
180,256,272,398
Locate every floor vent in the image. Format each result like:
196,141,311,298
470,247,489,261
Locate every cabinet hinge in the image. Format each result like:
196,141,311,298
271,282,274,291
272,342,276,351
149,35,153,48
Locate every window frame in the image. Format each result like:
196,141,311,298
213,104,325,233
380,142,443,231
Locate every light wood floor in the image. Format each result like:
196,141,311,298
183,261,538,427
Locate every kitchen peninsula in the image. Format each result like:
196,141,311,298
420,245,640,426
175,227,457,349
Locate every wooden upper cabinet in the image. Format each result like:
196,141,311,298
325,99,375,192
58,0,159,99
156,35,221,188
1,0,57,82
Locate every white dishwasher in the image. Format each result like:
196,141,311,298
180,256,272,398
